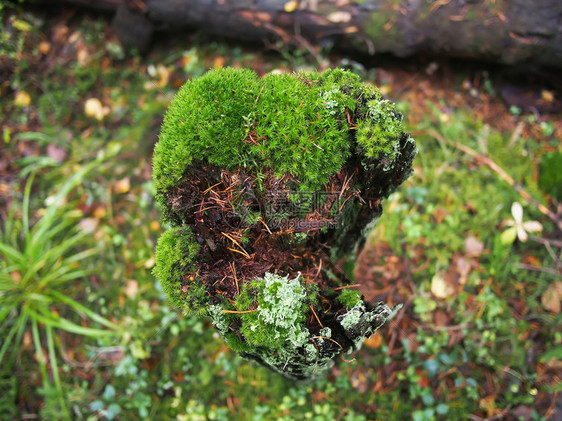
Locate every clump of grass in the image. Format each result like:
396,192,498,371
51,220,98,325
0,162,121,419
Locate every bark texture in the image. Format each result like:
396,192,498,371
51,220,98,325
35,0,562,68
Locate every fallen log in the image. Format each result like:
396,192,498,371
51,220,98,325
32,0,562,69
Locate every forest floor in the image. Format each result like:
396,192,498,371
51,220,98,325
1,4,561,421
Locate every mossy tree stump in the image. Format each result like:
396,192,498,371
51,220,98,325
152,68,416,380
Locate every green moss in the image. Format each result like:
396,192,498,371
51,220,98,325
356,99,403,164
153,67,259,198
337,288,362,309
153,67,410,219
152,227,202,311
224,332,252,353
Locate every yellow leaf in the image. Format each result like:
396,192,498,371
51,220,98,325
93,205,106,219
125,280,139,298
144,256,155,269
541,90,554,103
14,91,31,107
431,272,455,299
114,177,131,194
327,11,351,23
13,19,32,32
156,64,170,88
284,1,298,13
542,282,562,313
84,98,106,120
130,340,149,359
39,41,51,55
213,56,226,69
479,394,497,417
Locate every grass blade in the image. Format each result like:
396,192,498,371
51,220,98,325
0,310,28,370
0,243,25,265
32,161,100,242
0,310,26,366
46,325,70,420
29,307,115,337
22,172,35,239
31,318,49,388
49,290,120,330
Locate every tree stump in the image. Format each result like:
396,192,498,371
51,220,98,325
152,68,416,379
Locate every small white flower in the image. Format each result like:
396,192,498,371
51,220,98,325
502,202,543,244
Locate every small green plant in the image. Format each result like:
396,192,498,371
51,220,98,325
337,288,363,309
501,202,543,245
0,161,121,419
538,151,562,201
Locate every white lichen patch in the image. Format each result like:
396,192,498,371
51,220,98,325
256,273,309,347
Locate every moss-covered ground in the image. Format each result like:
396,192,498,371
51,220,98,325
1,4,561,420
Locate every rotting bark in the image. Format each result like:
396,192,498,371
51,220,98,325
152,67,415,379
33,0,562,69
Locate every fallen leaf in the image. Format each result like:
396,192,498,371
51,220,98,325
77,47,91,66
11,271,21,283
465,236,484,256
433,206,449,223
156,64,170,88
418,375,429,388
213,56,226,69
47,144,66,163
284,0,298,13
431,272,455,299
15,91,31,107
541,282,562,313
92,205,106,219
455,255,471,285
114,177,131,194
125,280,139,297
479,394,497,417
433,309,449,326
84,98,108,121
541,90,554,103
364,333,383,348
144,256,155,269
38,40,51,55
522,254,541,266
327,11,352,23
22,331,32,349
79,217,99,234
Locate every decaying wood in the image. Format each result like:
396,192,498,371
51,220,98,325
33,0,562,69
